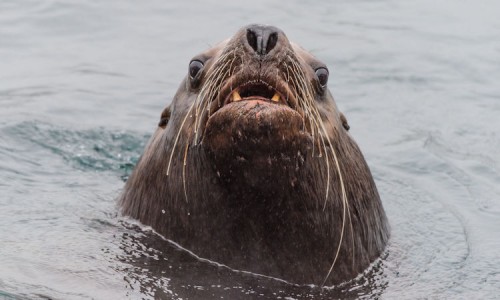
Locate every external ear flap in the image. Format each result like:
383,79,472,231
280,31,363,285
158,105,171,129
340,112,350,131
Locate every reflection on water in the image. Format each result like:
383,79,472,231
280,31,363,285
1,0,500,299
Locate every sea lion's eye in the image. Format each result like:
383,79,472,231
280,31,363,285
315,67,329,88
189,60,204,79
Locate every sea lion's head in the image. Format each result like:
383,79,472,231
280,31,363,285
163,24,347,191
122,24,388,286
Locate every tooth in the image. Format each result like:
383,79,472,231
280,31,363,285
232,90,241,101
271,93,280,102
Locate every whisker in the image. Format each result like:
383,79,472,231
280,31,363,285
166,101,196,176
284,54,350,285
182,139,190,202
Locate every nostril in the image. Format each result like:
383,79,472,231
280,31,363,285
266,32,278,53
246,25,280,56
247,29,258,53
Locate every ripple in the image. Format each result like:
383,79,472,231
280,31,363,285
4,121,148,180
374,169,470,298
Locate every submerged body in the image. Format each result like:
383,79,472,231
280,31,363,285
120,24,389,286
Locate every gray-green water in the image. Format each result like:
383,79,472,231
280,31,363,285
1,0,500,299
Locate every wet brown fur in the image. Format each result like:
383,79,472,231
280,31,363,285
119,25,389,286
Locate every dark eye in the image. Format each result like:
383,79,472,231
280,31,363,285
189,60,204,79
315,67,329,87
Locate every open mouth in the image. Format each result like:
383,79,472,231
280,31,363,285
223,80,288,106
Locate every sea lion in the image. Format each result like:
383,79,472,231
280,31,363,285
119,24,389,286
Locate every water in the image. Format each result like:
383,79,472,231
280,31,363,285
1,0,499,299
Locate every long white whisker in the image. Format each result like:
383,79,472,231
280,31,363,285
166,101,196,176
285,55,350,286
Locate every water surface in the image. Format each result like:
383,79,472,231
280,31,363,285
1,0,500,299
